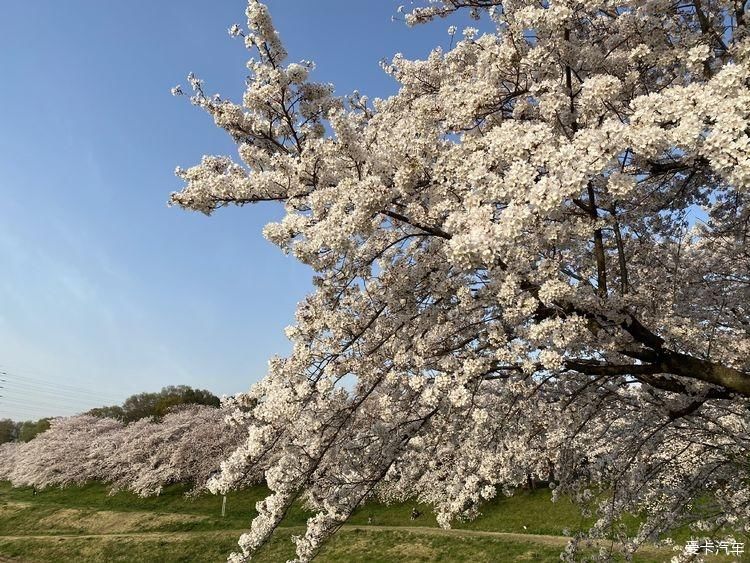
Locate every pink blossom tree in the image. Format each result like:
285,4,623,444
8,415,123,489
4,405,251,498
104,404,250,497
0,442,20,482
171,1,750,561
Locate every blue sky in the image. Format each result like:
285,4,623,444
0,1,473,420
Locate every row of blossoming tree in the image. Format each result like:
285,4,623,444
0,403,252,497
168,0,750,561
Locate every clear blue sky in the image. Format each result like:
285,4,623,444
0,1,473,420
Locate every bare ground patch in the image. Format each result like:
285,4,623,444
386,542,438,560
36,508,206,534
0,502,31,516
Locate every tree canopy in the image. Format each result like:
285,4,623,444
171,1,750,561
0,418,51,444
88,385,220,423
0,404,249,496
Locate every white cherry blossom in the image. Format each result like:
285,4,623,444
171,2,750,561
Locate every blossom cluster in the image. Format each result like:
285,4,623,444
171,1,750,561
0,404,253,497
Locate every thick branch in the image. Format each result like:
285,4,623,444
565,360,660,376
381,209,452,239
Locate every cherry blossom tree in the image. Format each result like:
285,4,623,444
8,415,123,489
3,405,250,497
170,1,750,561
103,404,250,497
0,442,20,482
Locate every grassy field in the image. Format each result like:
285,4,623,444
0,482,744,562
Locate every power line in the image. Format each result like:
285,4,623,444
0,364,131,397
0,369,125,402
0,399,76,415
0,387,118,415
0,371,122,416
1,376,120,397
0,370,126,419
0,378,121,405
0,396,87,414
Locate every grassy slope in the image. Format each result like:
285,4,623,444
0,482,743,562
0,482,589,535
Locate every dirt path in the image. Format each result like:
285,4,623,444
345,525,572,546
0,526,674,560
0,525,570,545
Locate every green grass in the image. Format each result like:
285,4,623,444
0,482,744,562
0,528,671,563
0,529,572,563
0,481,589,536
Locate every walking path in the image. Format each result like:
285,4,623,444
0,525,569,545
0,524,676,559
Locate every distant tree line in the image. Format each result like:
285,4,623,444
86,385,220,422
0,419,51,444
0,385,220,444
